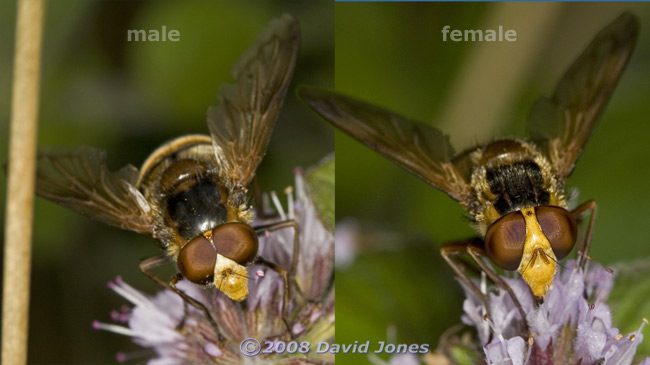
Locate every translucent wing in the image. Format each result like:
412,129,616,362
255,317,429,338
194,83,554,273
527,12,639,179
298,86,472,204
36,146,155,235
207,14,300,187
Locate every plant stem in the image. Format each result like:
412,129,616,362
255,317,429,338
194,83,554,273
2,1,45,364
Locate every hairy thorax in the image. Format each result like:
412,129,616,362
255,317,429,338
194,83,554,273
466,139,567,235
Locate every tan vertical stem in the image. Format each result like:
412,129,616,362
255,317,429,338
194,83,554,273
2,1,45,364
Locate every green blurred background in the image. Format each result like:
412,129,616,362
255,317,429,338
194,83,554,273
0,1,333,363
334,2,650,364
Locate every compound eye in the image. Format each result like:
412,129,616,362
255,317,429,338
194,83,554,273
485,211,526,270
212,222,258,265
536,206,577,260
177,235,216,284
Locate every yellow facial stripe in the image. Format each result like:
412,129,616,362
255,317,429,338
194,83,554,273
518,207,557,297
214,254,249,301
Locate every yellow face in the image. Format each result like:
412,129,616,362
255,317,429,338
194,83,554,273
518,207,557,297
214,254,249,301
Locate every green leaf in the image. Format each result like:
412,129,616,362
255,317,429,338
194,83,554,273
305,153,334,233
609,258,650,358
450,345,479,365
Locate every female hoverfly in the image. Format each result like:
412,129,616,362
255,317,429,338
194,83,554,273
299,13,638,315
35,15,301,332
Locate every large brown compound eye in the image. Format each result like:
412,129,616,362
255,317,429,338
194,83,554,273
212,222,259,265
177,235,217,284
485,211,526,270
536,206,577,260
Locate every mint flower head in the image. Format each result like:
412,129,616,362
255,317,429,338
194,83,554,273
94,165,334,364
446,260,650,365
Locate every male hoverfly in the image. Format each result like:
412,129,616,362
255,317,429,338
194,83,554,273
35,15,301,332
299,13,638,313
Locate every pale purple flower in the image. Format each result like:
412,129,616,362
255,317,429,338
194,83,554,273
388,354,421,365
94,170,334,364
333,218,360,269
455,260,649,365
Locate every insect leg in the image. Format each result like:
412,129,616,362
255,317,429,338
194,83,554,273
168,273,193,330
465,247,528,327
570,200,598,270
254,255,294,338
139,254,225,342
441,239,530,332
255,219,304,300
440,238,494,325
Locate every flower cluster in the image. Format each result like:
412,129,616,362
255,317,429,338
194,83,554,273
94,169,334,364
448,260,650,365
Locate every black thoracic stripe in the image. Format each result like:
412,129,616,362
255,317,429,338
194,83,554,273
498,171,514,208
166,179,228,241
486,161,550,215
526,164,541,203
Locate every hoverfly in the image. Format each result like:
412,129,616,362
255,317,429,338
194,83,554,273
299,13,638,314
35,15,301,332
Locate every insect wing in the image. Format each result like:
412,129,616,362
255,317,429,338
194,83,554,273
207,14,300,188
527,12,639,179
36,146,155,235
299,86,471,203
